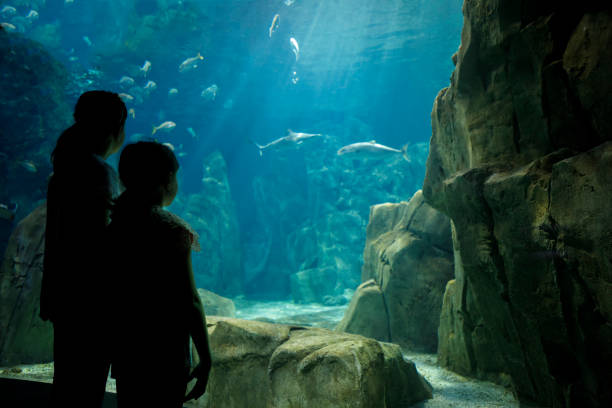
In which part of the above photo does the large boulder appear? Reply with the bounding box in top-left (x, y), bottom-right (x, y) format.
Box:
top-left (423, 3), bottom-right (612, 407)
top-left (197, 288), bottom-right (235, 318)
top-left (189, 317), bottom-right (432, 408)
top-left (173, 151), bottom-right (243, 296)
top-left (336, 190), bottom-right (453, 352)
top-left (0, 204), bottom-right (52, 365)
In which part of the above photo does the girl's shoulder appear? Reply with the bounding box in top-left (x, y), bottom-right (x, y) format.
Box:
top-left (150, 207), bottom-right (201, 252)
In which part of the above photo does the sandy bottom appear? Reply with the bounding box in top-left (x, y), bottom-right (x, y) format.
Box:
top-left (1, 300), bottom-right (519, 407)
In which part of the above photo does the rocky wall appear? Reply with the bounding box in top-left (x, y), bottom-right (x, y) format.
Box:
top-left (423, 2), bottom-right (612, 407)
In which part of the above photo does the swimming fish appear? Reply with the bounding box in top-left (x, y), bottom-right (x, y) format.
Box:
top-left (269, 14), bottom-right (279, 38)
top-left (0, 203), bottom-right (17, 221)
top-left (337, 141), bottom-right (410, 161)
top-left (119, 76), bottom-right (135, 88)
top-left (0, 22), bottom-right (16, 32)
top-left (201, 84), bottom-right (218, 101)
top-left (186, 127), bottom-right (197, 139)
top-left (152, 121), bottom-right (176, 135)
top-left (25, 10), bottom-right (39, 21)
top-left (168, 88), bottom-right (179, 96)
top-left (290, 37), bottom-right (299, 61)
top-left (144, 80), bottom-right (157, 92)
top-left (140, 60), bottom-right (152, 76)
top-left (20, 160), bottom-right (38, 173)
top-left (128, 108), bottom-right (136, 119)
top-left (251, 129), bottom-right (322, 156)
top-left (1, 6), bottom-right (17, 18)
top-left (83, 36), bottom-right (92, 47)
top-left (284, 0), bottom-right (295, 5)
top-left (178, 52), bottom-right (203, 73)
top-left (118, 93), bottom-right (134, 103)
top-left (162, 142), bottom-right (175, 151)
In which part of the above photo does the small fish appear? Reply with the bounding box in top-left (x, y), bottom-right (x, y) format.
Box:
top-left (290, 37), bottom-right (299, 61)
top-left (144, 80), bottom-right (157, 91)
top-left (1, 6), bottom-right (17, 18)
top-left (0, 203), bottom-right (17, 221)
top-left (152, 121), bottom-right (176, 135)
top-left (337, 141), bottom-right (410, 161)
top-left (178, 52), bottom-right (203, 73)
top-left (284, 0), bottom-right (295, 5)
top-left (82, 36), bottom-right (92, 47)
top-left (186, 127), bottom-right (197, 139)
top-left (162, 142), bottom-right (175, 151)
top-left (0, 22), bottom-right (16, 32)
top-left (20, 160), bottom-right (38, 173)
top-left (118, 93), bottom-right (134, 103)
top-left (25, 10), bottom-right (39, 21)
top-left (119, 76), bottom-right (135, 87)
top-left (251, 129), bottom-right (322, 156)
top-left (178, 152), bottom-right (187, 158)
top-left (140, 60), bottom-right (151, 76)
top-left (129, 133), bottom-right (144, 142)
top-left (201, 84), bottom-right (218, 101)
top-left (269, 14), bottom-right (279, 38)
top-left (168, 88), bottom-right (179, 96)
top-left (128, 108), bottom-right (136, 119)
top-left (68, 56), bottom-right (79, 62)
top-left (65, 0), bottom-right (75, 4)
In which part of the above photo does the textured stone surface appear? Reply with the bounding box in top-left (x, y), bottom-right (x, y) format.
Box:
top-left (0, 204), bottom-right (52, 365)
top-left (337, 190), bottom-right (453, 352)
top-left (197, 288), bottom-right (235, 318)
top-left (172, 151), bottom-right (243, 296)
top-left (423, 3), bottom-right (612, 406)
top-left (191, 316), bottom-right (432, 408)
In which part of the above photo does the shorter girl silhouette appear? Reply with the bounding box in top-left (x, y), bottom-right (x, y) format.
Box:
top-left (108, 141), bottom-right (212, 407)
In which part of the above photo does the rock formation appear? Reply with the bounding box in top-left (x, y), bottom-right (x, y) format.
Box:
top-left (0, 204), bottom-right (52, 365)
top-left (173, 151), bottom-right (243, 296)
top-left (197, 288), bottom-right (236, 318)
top-left (336, 190), bottom-right (453, 352)
top-left (423, 3), bottom-right (612, 407)
top-left (189, 316), bottom-right (432, 408)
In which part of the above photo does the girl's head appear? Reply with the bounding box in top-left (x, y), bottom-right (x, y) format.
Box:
top-left (52, 90), bottom-right (127, 169)
top-left (118, 141), bottom-right (179, 206)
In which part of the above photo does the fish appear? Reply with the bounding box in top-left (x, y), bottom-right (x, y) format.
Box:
top-left (0, 203), bottom-right (17, 221)
top-left (337, 141), bottom-right (410, 161)
top-left (284, 0), bottom-right (295, 5)
top-left (251, 129), bottom-right (322, 156)
top-left (178, 152), bottom-right (187, 158)
top-left (118, 93), bottom-right (134, 103)
top-left (144, 80), bottom-right (157, 92)
top-left (129, 133), bottom-right (145, 142)
top-left (82, 36), bottom-right (92, 47)
top-left (1, 6), bottom-right (17, 18)
top-left (186, 127), bottom-right (197, 139)
top-left (0, 22), bottom-right (16, 32)
top-left (140, 60), bottom-right (151, 76)
top-left (128, 108), bottom-right (136, 119)
top-left (119, 76), bottom-right (135, 87)
top-left (201, 84), bottom-right (218, 101)
top-left (168, 88), bottom-right (179, 96)
top-left (152, 121), bottom-right (176, 135)
top-left (269, 14), bottom-right (279, 38)
top-left (162, 142), bottom-right (175, 151)
top-left (290, 37), bottom-right (299, 61)
top-left (65, 0), bottom-right (75, 3)
top-left (25, 10), bottom-right (39, 21)
top-left (178, 52), bottom-right (203, 73)
top-left (20, 160), bottom-right (38, 173)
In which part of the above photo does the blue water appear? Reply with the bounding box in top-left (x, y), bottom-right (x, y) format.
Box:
top-left (1, 0), bottom-right (462, 299)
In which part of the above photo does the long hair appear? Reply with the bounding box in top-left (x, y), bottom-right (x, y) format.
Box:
top-left (52, 90), bottom-right (127, 172)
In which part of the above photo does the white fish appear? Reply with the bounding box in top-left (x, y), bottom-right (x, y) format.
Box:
top-left (186, 127), bottom-right (197, 139)
top-left (178, 52), bottom-right (203, 73)
top-left (269, 14), bottom-right (279, 38)
top-left (284, 0), bottom-right (295, 6)
top-left (152, 121), bottom-right (176, 135)
top-left (168, 88), bottom-right (179, 96)
top-left (25, 10), bottom-right (39, 21)
top-left (0, 22), bottom-right (16, 32)
top-left (251, 129), bottom-right (322, 156)
top-left (201, 84), bottom-right (218, 101)
top-left (119, 76), bottom-right (135, 88)
top-left (20, 160), bottom-right (38, 173)
top-left (129, 133), bottom-right (145, 142)
top-left (1, 6), bottom-right (17, 18)
top-left (337, 141), bottom-right (410, 161)
top-left (144, 80), bottom-right (157, 92)
top-left (162, 142), bottom-right (175, 151)
top-left (140, 60), bottom-right (151, 76)
top-left (118, 93), bottom-right (134, 103)
top-left (290, 37), bottom-right (299, 61)
top-left (0, 203), bottom-right (16, 221)
top-left (82, 36), bottom-right (92, 47)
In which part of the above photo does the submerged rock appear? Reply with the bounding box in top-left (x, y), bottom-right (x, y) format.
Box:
top-left (197, 288), bottom-right (235, 318)
top-left (423, 3), bottom-right (612, 406)
top-left (0, 204), bottom-right (52, 365)
top-left (189, 317), bottom-right (432, 408)
top-left (336, 190), bottom-right (453, 352)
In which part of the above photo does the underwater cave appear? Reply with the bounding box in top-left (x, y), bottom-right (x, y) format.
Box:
top-left (0, 0), bottom-right (611, 407)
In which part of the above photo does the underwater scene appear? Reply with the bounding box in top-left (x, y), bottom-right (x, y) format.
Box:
top-left (4, 1), bottom-right (611, 408)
